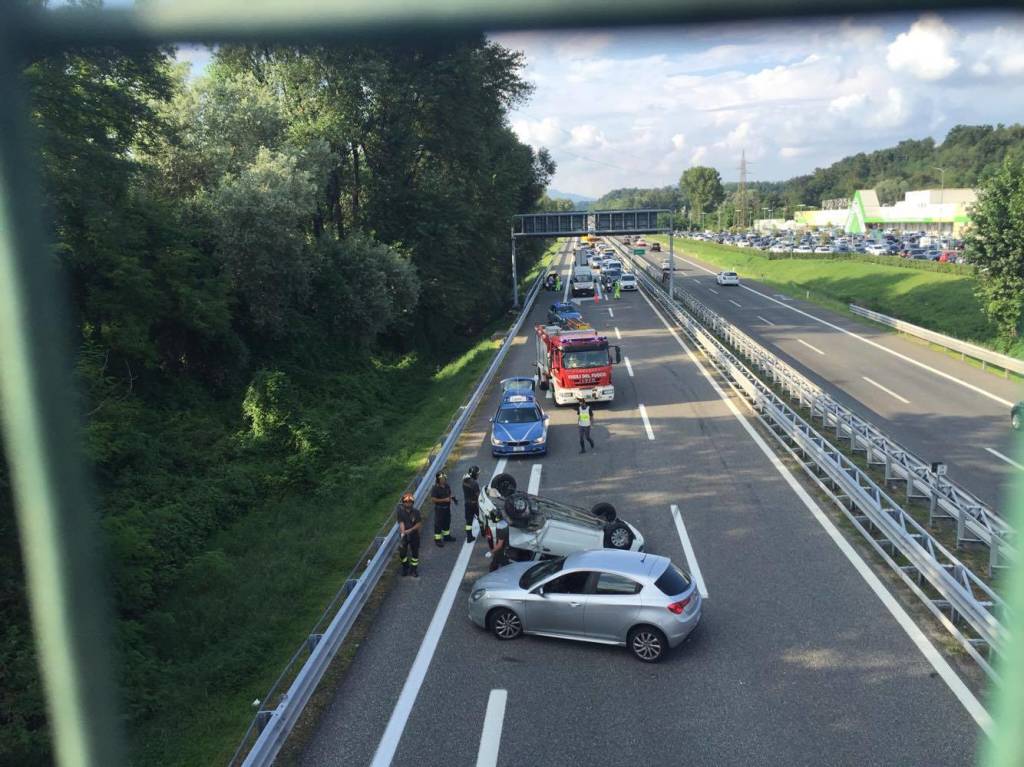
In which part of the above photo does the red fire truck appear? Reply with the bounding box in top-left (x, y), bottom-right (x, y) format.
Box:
top-left (535, 324), bottom-right (622, 405)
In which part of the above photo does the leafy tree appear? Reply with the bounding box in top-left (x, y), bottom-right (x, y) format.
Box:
top-left (964, 156), bottom-right (1024, 343)
top-left (680, 166), bottom-right (724, 224)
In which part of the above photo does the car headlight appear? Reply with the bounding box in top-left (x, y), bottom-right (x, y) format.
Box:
top-left (471, 589), bottom-right (487, 602)
top-left (490, 435), bottom-right (502, 446)
top-left (532, 432), bottom-right (546, 444)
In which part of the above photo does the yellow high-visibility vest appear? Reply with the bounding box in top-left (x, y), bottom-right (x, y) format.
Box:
top-left (578, 407), bottom-right (591, 426)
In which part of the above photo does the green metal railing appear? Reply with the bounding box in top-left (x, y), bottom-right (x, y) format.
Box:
top-left (0, 3), bottom-right (1021, 766)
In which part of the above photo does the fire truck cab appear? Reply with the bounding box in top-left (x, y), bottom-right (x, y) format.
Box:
top-left (535, 324), bottom-right (621, 405)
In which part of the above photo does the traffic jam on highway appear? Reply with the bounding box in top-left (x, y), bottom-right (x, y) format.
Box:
top-left (303, 234), bottom-right (991, 767)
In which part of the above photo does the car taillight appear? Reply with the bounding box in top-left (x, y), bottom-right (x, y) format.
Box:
top-left (667, 598), bottom-right (690, 615)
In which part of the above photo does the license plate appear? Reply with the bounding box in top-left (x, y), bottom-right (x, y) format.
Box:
top-left (513, 446), bottom-right (526, 452)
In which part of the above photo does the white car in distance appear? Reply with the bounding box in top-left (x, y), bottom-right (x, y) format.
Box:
top-left (716, 271), bottom-right (740, 286)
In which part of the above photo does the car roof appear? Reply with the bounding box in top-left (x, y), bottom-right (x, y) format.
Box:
top-left (499, 392), bottom-right (539, 408)
top-left (562, 548), bottom-right (666, 579)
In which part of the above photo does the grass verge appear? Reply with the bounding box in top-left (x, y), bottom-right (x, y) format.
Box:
top-left (648, 235), bottom-right (1024, 361)
top-left (128, 239), bottom-right (565, 766)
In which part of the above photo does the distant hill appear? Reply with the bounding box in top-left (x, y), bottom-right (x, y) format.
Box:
top-left (547, 189), bottom-right (596, 205)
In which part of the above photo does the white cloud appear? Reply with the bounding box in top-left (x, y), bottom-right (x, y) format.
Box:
top-left (886, 15), bottom-right (959, 80)
top-left (495, 14), bottom-right (1024, 196)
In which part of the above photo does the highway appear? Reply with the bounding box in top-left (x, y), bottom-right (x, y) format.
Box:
top-left (299, 242), bottom-right (986, 767)
top-left (633, 239), bottom-right (1021, 511)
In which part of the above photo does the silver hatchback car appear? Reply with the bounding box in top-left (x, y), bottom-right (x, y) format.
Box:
top-left (468, 549), bottom-right (701, 662)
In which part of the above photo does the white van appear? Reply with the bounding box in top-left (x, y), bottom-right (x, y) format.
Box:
top-left (570, 265), bottom-right (596, 297)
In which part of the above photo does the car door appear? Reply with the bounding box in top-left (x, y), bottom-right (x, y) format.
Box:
top-left (584, 572), bottom-right (643, 642)
top-left (524, 570), bottom-right (594, 637)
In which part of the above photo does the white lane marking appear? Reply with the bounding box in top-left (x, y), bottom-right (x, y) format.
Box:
top-left (797, 339), bottom-right (825, 356)
top-left (862, 376), bottom-right (910, 404)
top-left (708, 287), bottom-right (719, 295)
top-left (985, 447), bottom-right (1024, 471)
top-left (638, 403), bottom-right (655, 440)
top-left (624, 356), bottom-right (635, 377)
top-left (475, 690), bottom-right (508, 767)
top-left (637, 287), bottom-right (993, 735)
top-left (670, 504), bottom-right (708, 599)
top-left (674, 255), bottom-right (1013, 408)
top-left (729, 299), bottom-right (742, 308)
top-left (757, 315), bottom-right (775, 326)
top-left (528, 464), bottom-right (543, 495)
top-left (370, 458), bottom-right (507, 766)
top-left (545, 387), bottom-right (552, 399)
top-left (608, 307), bottom-right (614, 318)
top-left (614, 326), bottom-right (622, 340)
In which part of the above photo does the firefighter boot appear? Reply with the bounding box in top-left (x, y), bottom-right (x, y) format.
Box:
top-left (466, 532), bottom-right (476, 543)
top-left (411, 565), bottom-right (419, 578)
top-left (400, 562), bottom-right (409, 577)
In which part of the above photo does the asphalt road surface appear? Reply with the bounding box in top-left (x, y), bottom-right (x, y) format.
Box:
top-left (632, 240), bottom-right (1021, 512)
top-left (300, 242), bottom-right (987, 767)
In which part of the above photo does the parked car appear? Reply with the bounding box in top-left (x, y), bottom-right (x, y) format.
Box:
top-left (490, 380), bottom-right (548, 456)
top-left (1012, 401), bottom-right (1023, 430)
top-left (478, 472), bottom-right (645, 557)
top-left (619, 273), bottom-right (638, 291)
top-left (468, 549), bottom-right (700, 662)
top-left (716, 271), bottom-right (740, 286)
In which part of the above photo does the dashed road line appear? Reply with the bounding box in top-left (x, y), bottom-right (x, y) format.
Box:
top-left (624, 356), bottom-right (634, 377)
top-left (708, 287), bottom-right (719, 295)
top-left (862, 376), bottom-right (910, 404)
top-left (637, 285), bottom-right (992, 735)
top-left (670, 505), bottom-right (708, 599)
top-left (475, 690), bottom-right (508, 767)
top-left (729, 299), bottom-right (742, 308)
top-left (985, 447), bottom-right (1024, 471)
top-left (614, 326), bottom-right (622, 340)
top-left (608, 307), bottom-right (614, 318)
top-left (528, 464), bottom-right (543, 494)
top-left (638, 403), bottom-right (655, 440)
top-left (797, 338), bottom-right (825, 356)
top-left (757, 315), bottom-right (775, 326)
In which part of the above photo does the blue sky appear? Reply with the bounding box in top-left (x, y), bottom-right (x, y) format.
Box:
top-left (491, 12), bottom-right (1024, 196)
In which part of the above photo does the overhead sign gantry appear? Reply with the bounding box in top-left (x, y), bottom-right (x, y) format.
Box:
top-left (509, 208), bottom-right (675, 306)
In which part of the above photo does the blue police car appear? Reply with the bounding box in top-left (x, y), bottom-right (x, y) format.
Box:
top-left (547, 302), bottom-right (584, 327)
top-left (490, 378), bottom-right (549, 456)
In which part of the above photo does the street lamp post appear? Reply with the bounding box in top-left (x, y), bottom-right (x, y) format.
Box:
top-left (932, 166), bottom-right (946, 235)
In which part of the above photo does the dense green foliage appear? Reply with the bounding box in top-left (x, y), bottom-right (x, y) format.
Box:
top-left (595, 124), bottom-right (1024, 227)
top-left (0, 13), bottom-right (555, 764)
top-left (679, 166), bottom-right (725, 224)
top-left (965, 156), bottom-right (1024, 343)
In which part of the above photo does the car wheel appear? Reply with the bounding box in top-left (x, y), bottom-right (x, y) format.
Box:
top-left (590, 502), bottom-right (617, 522)
top-left (1013, 411), bottom-right (1021, 430)
top-left (604, 521), bottom-right (634, 550)
top-left (490, 608), bottom-right (523, 640)
top-left (491, 473), bottom-right (517, 497)
top-left (628, 626), bottom-right (666, 662)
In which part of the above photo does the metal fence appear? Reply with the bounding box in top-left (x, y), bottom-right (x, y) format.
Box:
top-left (229, 240), bottom-right (569, 767)
top-left (624, 256), bottom-right (1008, 680)
top-left (849, 304), bottom-right (1024, 377)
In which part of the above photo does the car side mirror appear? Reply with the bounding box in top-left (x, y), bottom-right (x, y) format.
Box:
top-left (534, 587), bottom-right (546, 597)
top-left (611, 345), bottom-right (622, 364)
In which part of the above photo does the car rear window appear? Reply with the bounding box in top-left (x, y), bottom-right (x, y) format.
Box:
top-left (654, 563), bottom-right (691, 596)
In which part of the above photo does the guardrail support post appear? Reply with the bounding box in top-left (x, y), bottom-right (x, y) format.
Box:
top-left (255, 710), bottom-right (274, 734)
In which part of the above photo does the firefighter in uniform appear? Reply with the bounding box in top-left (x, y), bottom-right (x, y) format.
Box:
top-left (395, 492), bottom-right (422, 577)
top-left (462, 465), bottom-right (481, 543)
top-left (613, 279), bottom-right (622, 300)
top-left (431, 471), bottom-right (457, 547)
top-left (577, 397), bottom-right (595, 453)
top-left (488, 507), bottom-right (510, 572)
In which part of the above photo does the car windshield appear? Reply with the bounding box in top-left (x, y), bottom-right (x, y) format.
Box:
top-left (496, 406), bottom-right (541, 424)
top-left (562, 349), bottom-right (609, 369)
top-left (519, 557), bottom-right (565, 589)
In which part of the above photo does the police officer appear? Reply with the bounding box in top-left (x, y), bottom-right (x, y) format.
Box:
top-left (577, 397), bottom-right (595, 453)
top-left (555, 273), bottom-right (561, 292)
top-left (395, 492), bottom-right (422, 577)
top-left (431, 471), bottom-right (457, 547)
top-left (462, 465), bottom-right (481, 543)
top-left (613, 279), bottom-right (622, 300)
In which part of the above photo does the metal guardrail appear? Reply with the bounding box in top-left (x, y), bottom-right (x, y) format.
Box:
top-left (229, 240), bottom-right (570, 767)
top-left (627, 260), bottom-right (1008, 679)
top-left (849, 304), bottom-right (1024, 377)
top-left (613, 241), bottom-right (1016, 577)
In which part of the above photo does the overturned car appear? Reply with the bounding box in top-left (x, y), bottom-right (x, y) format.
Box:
top-left (479, 473), bottom-right (644, 560)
